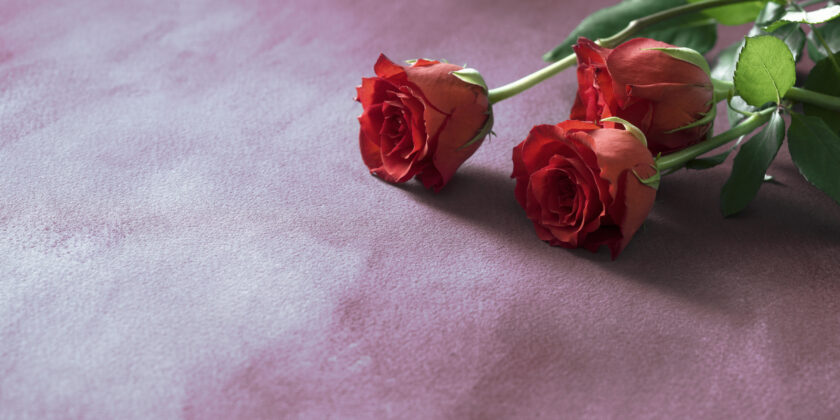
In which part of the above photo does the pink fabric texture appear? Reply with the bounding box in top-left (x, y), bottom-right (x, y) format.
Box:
top-left (2, 0), bottom-right (839, 418)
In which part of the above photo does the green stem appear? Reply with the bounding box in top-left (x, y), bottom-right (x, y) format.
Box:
top-left (712, 78), bottom-right (840, 112)
top-left (487, 55), bottom-right (576, 104)
top-left (784, 86), bottom-right (840, 110)
top-left (656, 108), bottom-right (775, 171)
top-left (487, 0), bottom-right (756, 104)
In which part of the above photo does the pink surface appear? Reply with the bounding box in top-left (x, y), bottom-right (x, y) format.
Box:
top-left (2, 0), bottom-right (840, 418)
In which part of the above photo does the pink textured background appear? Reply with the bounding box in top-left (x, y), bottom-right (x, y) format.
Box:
top-left (2, 0), bottom-right (840, 418)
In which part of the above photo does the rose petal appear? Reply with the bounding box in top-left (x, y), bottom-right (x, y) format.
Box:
top-left (374, 54), bottom-right (407, 81)
top-left (606, 38), bottom-right (711, 87)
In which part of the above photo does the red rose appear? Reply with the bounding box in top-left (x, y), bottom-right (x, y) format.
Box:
top-left (511, 120), bottom-right (658, 258)
top-left (571, 37), bottom-right (714, 155)
top-left (356, 54), bottom-right (492, 191)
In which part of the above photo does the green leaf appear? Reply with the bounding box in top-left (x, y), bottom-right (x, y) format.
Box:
top-left (806, 20), bottom-right (840, 62)
top-left (542, 0), bottom-right (717, 62)
top-left (803, 53), bottom-right (840, 134)
top-left (450, 68), bottom-right (488, 92)
top-left (733, 36), bottom-right (795, 106)
top-left (688, 0), bottom-right (765, 25)
top-left (768, 23), bottom-right (807, 62)
top-left (646, 46), bottom-right (711, 75)
top-left (747, 2), bottom-right (805, 61)
top-left (720, 111), bottom-right (785, 216)
top-left (788, 113), bottom-right (840, 204)
top-left (640, 16), bottom-right (717, 54)
top-left (750, 22), bottom-right (807, 61)
top-left (765, 4), bottom-right (840, 32)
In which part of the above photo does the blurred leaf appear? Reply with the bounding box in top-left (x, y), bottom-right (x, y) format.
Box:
top-left (788, 113), bottom-right (840, 204)
top-left (734, 36), bottom-right (795, 106)
top-left (542, 0), bottom-right (718, 62)
top-left (688, 0), bottom-right (765, 25)
top-left (765, 5), bottom-right (840, 32)
top-left (806, 20), bottom-right (840, 62)
top-left (754, 1), bottom-right (785, 26)
top-left (641, 17), bottom-right (717, 54)
top-left (803, 53), bottom-right (840, 134)
top-left (720, 111), bottom-right (785, 216)
top-left (712, 40), bottom-right (743, 81)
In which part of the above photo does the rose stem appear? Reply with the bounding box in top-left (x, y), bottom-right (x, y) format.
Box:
top-left (712, 79), bottom-right (840, 112)
top-left (655, 107), bottom-right (775, 171)
top-left (486, 0), bottom-right (758, 104)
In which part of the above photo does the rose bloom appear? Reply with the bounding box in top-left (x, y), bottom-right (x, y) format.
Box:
top-left (512, 120), bottom-right (657, 258)
top-left (571, 37), bottom-right (714, 155)
top-left (356, 54), bottom-right (491, 191)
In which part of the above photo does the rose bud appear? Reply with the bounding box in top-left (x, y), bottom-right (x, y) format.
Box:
top-left (511, 119), bottom-right (659, 259)
top-left (571, 37), bottom-right (714, 155)
top-left (356, 54), bottom-right (493, 191)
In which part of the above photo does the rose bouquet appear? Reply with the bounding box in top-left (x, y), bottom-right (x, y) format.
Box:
top-left (356, 0), bottom-right (840, 258)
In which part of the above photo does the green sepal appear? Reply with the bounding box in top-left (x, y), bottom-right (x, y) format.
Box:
top-left (458, 109), bottom-right (494, 150)
top-left (450, 68), bottom-right (488, 92)
top-left (600, 116), bottom-right (648, 147)
top-left (633, 165), bottom-right (661, 190)
top-left (664, 106), bottom-right (716, 134)
top-left (764, 4), bottom-right (840, 32)
top-left (645, 46), bottom-right (711, 75)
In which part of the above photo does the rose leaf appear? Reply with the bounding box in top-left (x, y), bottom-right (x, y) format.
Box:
top-left (733, 35), bottom-right (795, 106)
top-left (688, 0), bottom-right (765, 26)
top-left (720, 110), bottom-right (785, 216)
top-left (542, 0), bottom-right (716, 62)
top-left (803, 53), bottom-right (840, 134)
top-left (788, 113), bottom-right (840, 205)
top-left (764, 4), bottom-right (840, 32)
top-left (806, 20), bottom-right (840, 62)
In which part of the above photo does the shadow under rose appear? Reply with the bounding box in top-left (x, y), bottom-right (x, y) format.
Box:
top-left (392, 164), bottom-right (539, 249)
top-left (394, 157), bottom-right (840, 311)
